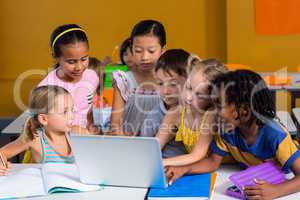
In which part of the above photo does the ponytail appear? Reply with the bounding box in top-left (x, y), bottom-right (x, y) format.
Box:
top-left (20, 116), bottom-right (41, 142)
top-left (186, 54), bottom-right (202, 75)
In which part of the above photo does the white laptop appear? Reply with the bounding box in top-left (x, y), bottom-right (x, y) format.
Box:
top-left (69, 135), bottom-right (168, 188)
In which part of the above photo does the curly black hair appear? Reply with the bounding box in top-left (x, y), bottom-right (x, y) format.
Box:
top-left (212, 70), bottom-right (276, 127)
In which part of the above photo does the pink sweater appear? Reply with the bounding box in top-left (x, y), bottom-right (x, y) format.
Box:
top-left (39, 68), bottom-right (99, 128)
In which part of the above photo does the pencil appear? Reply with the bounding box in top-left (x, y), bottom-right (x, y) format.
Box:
top-left (0, 152), bottom-right (7, 168)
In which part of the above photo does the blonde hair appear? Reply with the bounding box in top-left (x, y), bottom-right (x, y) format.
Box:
top-left (187, 55), bottom-right (228, 84)
top-left (186, 54), bottom-right (202, 74)
top-left (21, 85), bottom-right (70, 141)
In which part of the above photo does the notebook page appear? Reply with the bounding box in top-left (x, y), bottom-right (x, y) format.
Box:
top-left (0, 168), bottom-right (45, 199)
top-left (42, 163), bottom-right (102, 193)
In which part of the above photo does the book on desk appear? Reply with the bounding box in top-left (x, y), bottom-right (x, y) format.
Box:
top-left (0, 163), bottom-right (103, 199)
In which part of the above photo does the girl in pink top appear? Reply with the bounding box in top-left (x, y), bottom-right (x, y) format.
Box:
top-left (39, 24), bottom-right (99, 132)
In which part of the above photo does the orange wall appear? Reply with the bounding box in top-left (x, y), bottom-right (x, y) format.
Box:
top-left (227, 0), bottom-right (300, 71)
top-left (2, 0), bottom-right (300, 117)
top-left (0, 0), bottom-right (227, 116)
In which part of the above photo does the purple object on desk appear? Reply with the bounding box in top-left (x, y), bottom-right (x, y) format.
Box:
top-left (226, 162), bottom-right (286, 199)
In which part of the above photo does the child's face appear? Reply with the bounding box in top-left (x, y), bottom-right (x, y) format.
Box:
top-left (123, 47), bottom-right (135, 67)
top-left (217, 103), bottom-right (239, 132)
top-left (132, 35), bottom-right (164, 72)
top-left (56, 42), bottom-right (89, 82)
top-left (183, 71), bottom-right (211, 112)
top-left (155, 68), bottom-right (186, 107)
top-left (214, 90), bottom-right (239, 131)
top-left (45, 94), bottom-right (74, 134)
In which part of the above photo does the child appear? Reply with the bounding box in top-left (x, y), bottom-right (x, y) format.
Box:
top-left (38, 24), bottom-right (99, 134)
top-left (157, 57), bottom-right (228, 166)
top-left (88, 56), bottom-right (102, 73)
top-left (140, 49), bottom-right (190, 158)
top-left (88, 56), bottom-right (109, 108)
top-left (110, 20), bottom-right (166, 136)
top-left (166, 70), bottom-right (300, 199)
top-left (119, 37), bottom-right (135, 71)
top-left (85, 56), bottom-right (110, 134)
top-left (0, 85), bottom-right (75, 175)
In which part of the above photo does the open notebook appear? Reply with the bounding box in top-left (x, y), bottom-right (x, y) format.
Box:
top-left (0, 163), bottom-right (103, 199)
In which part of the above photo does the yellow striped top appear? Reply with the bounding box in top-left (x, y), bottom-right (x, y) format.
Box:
top-left (175, 107), bottom-right (208, 153)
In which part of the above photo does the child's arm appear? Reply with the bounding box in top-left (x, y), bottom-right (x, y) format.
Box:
top-left (163, 113), bottom-right (214, 166)
top-left (86, 107), bottom-right (102, 135)
top-left (244, 157), bottom-right (300, 199)
top-left (155, 108), bottom-right (180, 150)
top-left (163, 133), bottom-right (212, 166)
top-left (0, 135), bottom-right (33, 175)
top-left (165, 153), bottom-right (223, 184)
top-left (110, 85), bottom-right (126, 136)
top-left (0, 136), bottom-right (32, 160)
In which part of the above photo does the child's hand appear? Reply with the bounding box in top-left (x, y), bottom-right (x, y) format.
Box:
top-left (124, 131), bottom-right (134, 136)
top-left (0, 153), bottom-right (11, 176)
top-left (103, 130), bottom-right (116, 136)
top-left (164, 165), bottom-right (188, 185)
top-left (243, 179), bottom-right (278, 200)
top-left (87, 124), bottom-right (101, 135)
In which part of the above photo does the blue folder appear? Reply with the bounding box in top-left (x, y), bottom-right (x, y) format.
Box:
top-left (147, 173), bottom-right (211, 199)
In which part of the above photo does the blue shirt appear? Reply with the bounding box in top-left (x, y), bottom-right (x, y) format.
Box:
top-left (211, 121), bottom-right (300, 172)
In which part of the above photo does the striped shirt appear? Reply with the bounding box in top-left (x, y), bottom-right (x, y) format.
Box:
top-left (211, 121), bottom-right (300, 172)
top-left (39, 128), bottom-right (75, 164)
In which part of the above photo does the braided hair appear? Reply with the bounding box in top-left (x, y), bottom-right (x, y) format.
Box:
top-left (212, 70), bottom-right (276, 127)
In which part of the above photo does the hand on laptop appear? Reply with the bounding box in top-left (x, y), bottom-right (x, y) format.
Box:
top-left (103, 130), bottom-right (119, 136)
